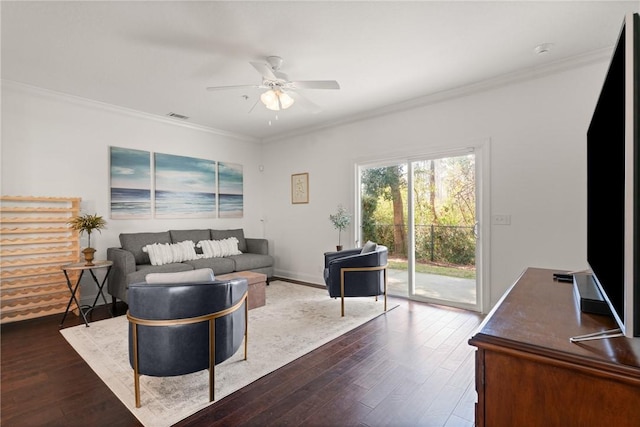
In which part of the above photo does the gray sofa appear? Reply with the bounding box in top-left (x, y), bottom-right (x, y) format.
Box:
top-left (107, 228), bottom-right (273, 307)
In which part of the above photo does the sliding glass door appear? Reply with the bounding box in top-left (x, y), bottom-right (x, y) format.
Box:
top-left (358, 149), bottom-right (480, 311)
top-left (360, 163), bottom-right (409, 297)
top-left (409, 154), bottom-right (477, 306)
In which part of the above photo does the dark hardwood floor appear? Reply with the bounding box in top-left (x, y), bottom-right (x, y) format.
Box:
top-left (1, 295), bottom-right (483, 427)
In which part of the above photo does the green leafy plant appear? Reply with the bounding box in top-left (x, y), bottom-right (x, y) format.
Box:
top-left (68, 213), bottom-right (107, 248)
top-left (329, 204), bottom-right (351, 247)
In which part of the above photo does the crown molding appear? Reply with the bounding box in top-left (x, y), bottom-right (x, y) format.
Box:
top-left (262, 47), bottom-right (613, 144)
top-left (1, 80), bottom-right (261, 144)
top-left (3, 45), bottom-right (614, 146)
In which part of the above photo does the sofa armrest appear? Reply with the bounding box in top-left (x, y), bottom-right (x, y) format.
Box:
top-left (245, 238), bottom-right (269, 255)
top-left (107, 247), bottom-right (136, 303)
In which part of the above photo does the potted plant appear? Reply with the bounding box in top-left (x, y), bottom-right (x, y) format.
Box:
top-left (329, 204), bottom-right (351, 251)
top-left (68, 213), bottom-right (107, 265)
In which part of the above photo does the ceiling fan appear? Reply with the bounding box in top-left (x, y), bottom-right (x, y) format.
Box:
top-left (206, 56), bottom-right (340, 112)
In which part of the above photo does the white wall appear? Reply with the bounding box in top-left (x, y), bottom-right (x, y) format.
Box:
top-left (1, 57), bottom-right (610, 311)
top-left (1, 82), bottom-right (265, 303)
top-left (262, 59), bottom-right (608, 309)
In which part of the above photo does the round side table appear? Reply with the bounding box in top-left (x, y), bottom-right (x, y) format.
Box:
top-left (60, 260), bottom-right (113, 327)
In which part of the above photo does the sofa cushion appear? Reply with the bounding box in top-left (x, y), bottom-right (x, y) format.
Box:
top-left (210, 229), bottom-right (247, 253)
top-left (120, 231), bottom-right (171, 265)
top-left (183, 257), bottom-right (236, 275)
top-left (128, 262), bottom-right (194, 285)
top-left (228, 253), bottom-right (275, 271)
top-left (145, 268), bottom-right (215, 284)
top-left (169, 229), bottom-right (211, 244)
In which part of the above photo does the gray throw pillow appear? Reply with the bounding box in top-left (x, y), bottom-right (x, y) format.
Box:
top-left (361, 240), bottom-right (377, 254)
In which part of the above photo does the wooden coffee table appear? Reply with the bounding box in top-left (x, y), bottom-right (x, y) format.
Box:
top-left (216, 271), bottom-right (267, 310)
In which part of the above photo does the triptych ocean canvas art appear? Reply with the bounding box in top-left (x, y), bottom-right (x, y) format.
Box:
top-left (110, 147), bottom-right (243, 219)
top-left (110, 147), bottom-right (152, 219)
top-left (154, 153), bottom-right (217, 218)
top-left (218, 162), bottom-right (243, 218)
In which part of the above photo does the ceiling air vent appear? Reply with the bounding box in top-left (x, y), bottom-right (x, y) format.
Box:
top-left (167, 112), bottom-right (189, 120)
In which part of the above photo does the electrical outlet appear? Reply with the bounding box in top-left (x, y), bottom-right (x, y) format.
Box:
top-left (492, 214), bottom-right (511, 225)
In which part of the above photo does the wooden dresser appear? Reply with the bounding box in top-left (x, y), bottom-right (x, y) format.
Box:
top-left (469, 267), bottom-right (640, 426)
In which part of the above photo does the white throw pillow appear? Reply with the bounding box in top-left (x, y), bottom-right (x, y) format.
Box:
top-left (219, 237), bottom-right (242, 256)
top-left (145, 268), bottom-right (215, 284)
top-left (197, 237), bottom-right (242, 258)
top-left (142, 240), bottom-right (198, 266)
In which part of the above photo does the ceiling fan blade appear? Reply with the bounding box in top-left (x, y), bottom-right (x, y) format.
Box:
top-left (287, 91), bottom-right (322, 114)
top-left (247, 98), bottom-right (261, 114)
top-left (289, 80), bottom-right (340, 90)
top-left (206, 84), bottom-right (262, 91)
top-left (250, 61), bottom-right (277, 80)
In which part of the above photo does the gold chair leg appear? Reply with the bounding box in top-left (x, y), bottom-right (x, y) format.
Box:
top-left (340, 270), bottom-right (345, 317)
top-left (134, 372), bottom-right (141, 408)
top-left (209, 319), bottom-right (215, 402)
top-left (383, 268), bottom-right (387, 312)
top-left (132, 324), bottom-right (141, 408)
top-left (244, 300), bottom-right (248, 360)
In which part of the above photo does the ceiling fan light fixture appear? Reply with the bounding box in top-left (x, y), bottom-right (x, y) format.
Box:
top-left (278, 91), bottom-right (295, 109)
top-left (260, 90), bottom-right (278, 110)
top-left (206, 56), bottom-right (338, 115)
top-left (260, 89), bottom-right (295, 111)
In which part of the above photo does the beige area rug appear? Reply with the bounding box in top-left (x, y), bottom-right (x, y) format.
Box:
top-left (60, 281), bottom-right (396, 427)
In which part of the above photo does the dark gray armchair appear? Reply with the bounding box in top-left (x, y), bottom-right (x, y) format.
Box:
top-left (323, 244), bottom-right (388, 316)
top-left (126, 274), bottom-right (248, 408)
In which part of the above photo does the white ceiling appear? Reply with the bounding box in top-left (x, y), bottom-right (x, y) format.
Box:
top-left (2, 1), bottom-right (638, 141)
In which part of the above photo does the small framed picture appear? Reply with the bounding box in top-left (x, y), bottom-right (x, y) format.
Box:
top-left (291, 173), bottom-right (309, 204)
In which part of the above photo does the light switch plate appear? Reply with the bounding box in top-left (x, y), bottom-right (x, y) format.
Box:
top-left (492, 214), bottom-right (511, 225)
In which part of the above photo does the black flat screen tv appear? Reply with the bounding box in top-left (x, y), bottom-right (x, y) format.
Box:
top-left (587, 12), bottom-right (639, 338)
